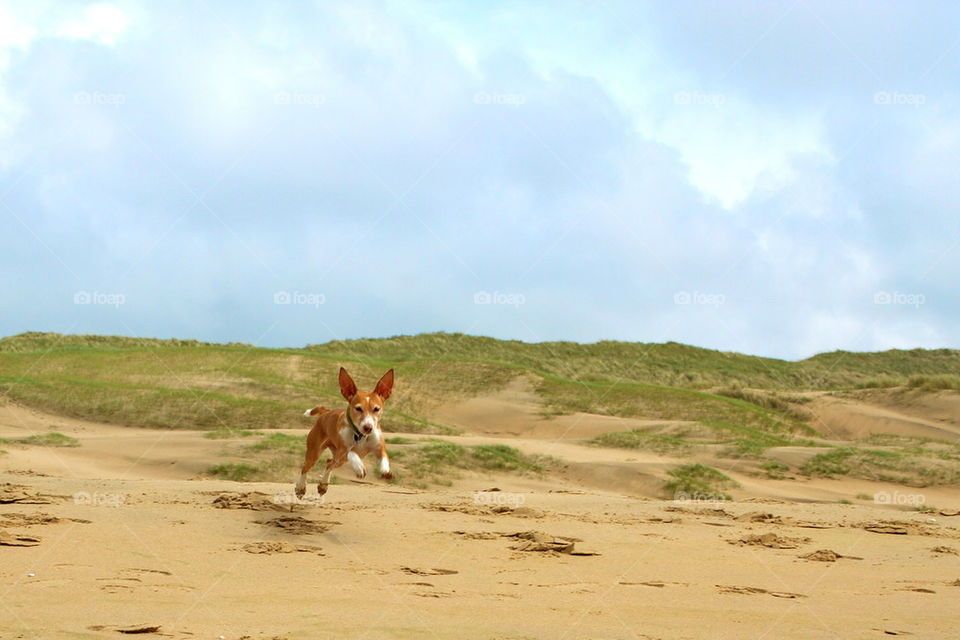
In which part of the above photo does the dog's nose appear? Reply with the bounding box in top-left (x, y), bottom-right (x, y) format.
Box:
top-left (363, 425), bottom-right (373, 434)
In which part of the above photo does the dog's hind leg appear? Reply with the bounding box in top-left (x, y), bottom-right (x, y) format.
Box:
top-left (318, 448), bottom-right (346, 495)
top-left (295, 439), bottom-right (323, 499)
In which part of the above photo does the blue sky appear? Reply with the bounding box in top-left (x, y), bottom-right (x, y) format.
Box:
top-left (1, 1), bottom-right (957, 359)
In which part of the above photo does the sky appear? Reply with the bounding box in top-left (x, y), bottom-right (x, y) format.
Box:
top-left (0, 1), bottom-right (957, 360)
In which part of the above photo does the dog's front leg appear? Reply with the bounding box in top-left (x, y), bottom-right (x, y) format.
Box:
top-left (347, 450), bottom-right (366, 479)
top-left (377, 438), bottom-right (392, 480)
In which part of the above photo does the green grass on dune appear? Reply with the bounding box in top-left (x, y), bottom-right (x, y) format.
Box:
top-left (800, 444), bottom-right (960, 486)
top-left (206, 433), bottom-right (551, 488)
top-left (0, 331), bottom-right (956, 439)
top-left (664, 463), bottom-right (739, 500)
top-left (0, 432), bottom-right (80, 448)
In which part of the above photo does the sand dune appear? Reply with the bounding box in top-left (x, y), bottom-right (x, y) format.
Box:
top-left (2, 396), bottom-right (959, 639)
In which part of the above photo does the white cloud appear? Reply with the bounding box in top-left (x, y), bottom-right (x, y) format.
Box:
top-left (57, 3), bottom-right (129, 46)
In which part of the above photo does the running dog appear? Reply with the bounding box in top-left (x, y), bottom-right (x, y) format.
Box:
top-left (295, 367), bottom-right (394, 498)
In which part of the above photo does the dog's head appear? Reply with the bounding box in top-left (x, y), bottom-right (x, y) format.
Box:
top-left (339, 367), bottom-right (394, 436)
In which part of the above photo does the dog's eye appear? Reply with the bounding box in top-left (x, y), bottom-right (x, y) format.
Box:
top-left (373, 406), bottom-right (380, 412)
top-left (354, 405), bottom-right (362, 412)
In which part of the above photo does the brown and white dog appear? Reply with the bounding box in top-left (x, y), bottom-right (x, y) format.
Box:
top-left (295, 367), bottom-right (394, 499)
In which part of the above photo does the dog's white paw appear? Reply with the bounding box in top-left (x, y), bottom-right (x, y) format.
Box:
top-left (348, 451), bottom-right (366, 478)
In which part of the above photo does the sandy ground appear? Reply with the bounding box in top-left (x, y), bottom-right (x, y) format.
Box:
top-left (2, 398), bottom-right (960, 639)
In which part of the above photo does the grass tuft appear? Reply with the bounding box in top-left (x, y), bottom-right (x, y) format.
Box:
top-left (0, 432), bottom-right (80, 447)
top-left (664, 463), bottom-right (738, 499)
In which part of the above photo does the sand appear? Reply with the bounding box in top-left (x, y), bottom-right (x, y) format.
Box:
top-left (2, 399), bottom-right (959, 639)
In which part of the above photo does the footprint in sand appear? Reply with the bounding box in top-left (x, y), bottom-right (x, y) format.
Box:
top-left (729, 533), bottom-right (810, 549)
top-left (618, 580), bottom-right (689, 588)
top-left (0, 483), bottom-right (56, 505)
top-left (0, 531), bottom-right (41, 546)
top-left (211, 492), bottom-right (289, 512)
top-left (717, 585), bottom-right (806, 599)
top-left (253, 515), bottom-right (338, 535)
top-left (800, 549), bottom-right (863, 562)
top-left (240, 541), bottom-right (323, 555)
top-left (400, 567), bottom-right (458, 576)
top-left (503, 531), bottom-right (601, 556)
top-left (97, 568), bottom-right (193, 594)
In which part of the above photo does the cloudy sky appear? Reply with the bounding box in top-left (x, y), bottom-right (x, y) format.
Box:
top-left (1, 1), bottom-right (957, 359)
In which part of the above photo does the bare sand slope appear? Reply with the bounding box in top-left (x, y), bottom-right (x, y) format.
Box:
top-left (431, 376), bottom-right (696, 440)
top-left (3, 401), bottom-right (960, 639)
top-left (809, 393), bottom-right (960, 442)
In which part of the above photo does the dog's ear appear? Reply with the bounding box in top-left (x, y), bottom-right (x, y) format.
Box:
top-left (339, 367), bottom-right (358, 400)
top-left (374, 369), bottom-right (394, 400)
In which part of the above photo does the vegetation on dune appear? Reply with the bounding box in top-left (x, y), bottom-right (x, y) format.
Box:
top-left (664, 463), bottom-right (739, 499)
top-left (0, 432), bottom-right (80, 448)
top-left (3, 331), bottom-right (959, 490)
top-left (590, 429), bottom-right (695, 456)
top-left (800, 444), bottom-right (960, 486)
top-left (204, 433), bottom-right (552, 488)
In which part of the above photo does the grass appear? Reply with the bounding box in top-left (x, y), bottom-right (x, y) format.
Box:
top-left (204, 427), bottom-right (262, 439)
top-left (202, 431), bottom-right (552, 488)
top-left (0, 432), bottom-right (80, 447)
top-left (3, 331), bottom-right (959, 490)
top-left (245, 432), bottom-right (303, 454)
top-left (715, 386), bottom-right (814, 421)
top-left (590, 430), bottom-right (695, 456)
top-left (207, 462), bottom-right (260, 482)
top-left (761, 460), bottom-right (790, 479)
top-left (664, 463), bottom-right (739, 499)
top-left (906, 374), bottom-right (960, 392)
top-left (396, 441), bottom-right (550, 487)
top-left (1, 332), bottom-right (956, 438)
top-left (800, 446), bottom-right (960, 486)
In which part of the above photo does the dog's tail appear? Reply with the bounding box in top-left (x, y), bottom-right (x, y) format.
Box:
top-left (303, 406), bottom-right (326, 418)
